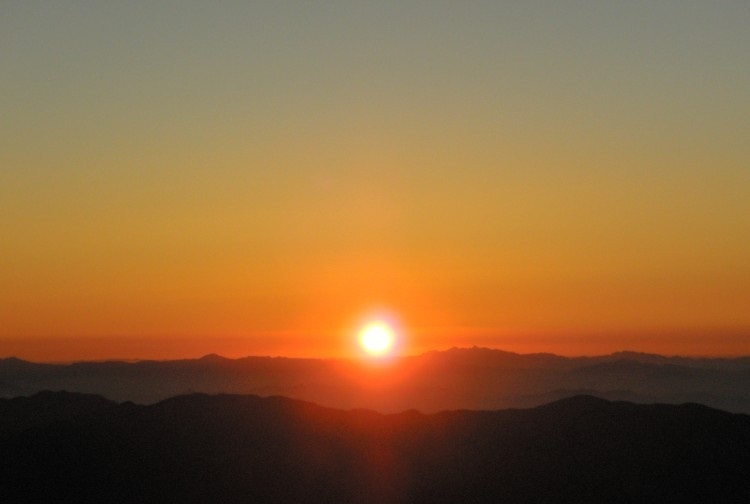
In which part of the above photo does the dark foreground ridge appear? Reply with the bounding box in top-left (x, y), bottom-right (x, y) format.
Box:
top-left (2, 392), bottom-right (750, 503)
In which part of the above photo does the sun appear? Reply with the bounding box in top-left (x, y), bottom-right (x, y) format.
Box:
top-left (358, 322), bottom-right (396, 357)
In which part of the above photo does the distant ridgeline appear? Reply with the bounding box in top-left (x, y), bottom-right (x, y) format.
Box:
top-left (1, 348), bottom-right (750, 413)
top-left (1, 391), bottom-right (749, 503)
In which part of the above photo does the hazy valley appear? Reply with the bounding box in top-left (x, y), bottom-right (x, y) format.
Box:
top-left (2, 347), bottom-right (749, 414)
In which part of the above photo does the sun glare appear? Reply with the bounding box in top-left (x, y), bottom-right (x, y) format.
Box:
top-left (358, 322), bottom-right (396, 357)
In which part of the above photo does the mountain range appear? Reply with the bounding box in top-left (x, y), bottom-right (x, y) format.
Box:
top-left (2, 347), bottom-right (749, 413)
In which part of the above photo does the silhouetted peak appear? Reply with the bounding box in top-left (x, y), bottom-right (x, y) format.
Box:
top-left (155, 392), bottom-right (321, 412)
top-left (0, 356), bottom-right (42, 370)
top-left (426, 347), bottom-right (520, 361)
top-left (1, 357), bottom-right (26, 363)
top-left (0, 391), bottom-right (117, 435)
top-left (27, 390), bottom-right (116, 407)
top-left (420, 347), bottom-right (572, 371)
top-left (198, 353), bottom-right (229, 363)
top-left (535, 394), bottom-right (613, 413)
top-left (608, 350), bottom-right (672, 363)
top-left (449, 346), bottom-right (519, 356)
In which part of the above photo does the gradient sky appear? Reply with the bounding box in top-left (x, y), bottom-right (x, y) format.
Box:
top-left (2, 1), bottom-right (749, 360)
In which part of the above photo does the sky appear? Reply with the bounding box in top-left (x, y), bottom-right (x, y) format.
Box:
top-left (2, 1), bottom-right (749, 361)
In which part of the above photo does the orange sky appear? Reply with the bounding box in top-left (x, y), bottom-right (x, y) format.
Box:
top-left (2, 3), bottom-right (749, 361)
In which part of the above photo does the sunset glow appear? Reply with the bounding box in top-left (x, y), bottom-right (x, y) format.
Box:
top-left (1, 3), bottom-right (749, 361)
top-left (3, 4), bottom-right (749, 502)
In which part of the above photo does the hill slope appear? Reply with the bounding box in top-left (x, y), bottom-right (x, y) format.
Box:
top-left (2, 392), bottom-right (749, 503)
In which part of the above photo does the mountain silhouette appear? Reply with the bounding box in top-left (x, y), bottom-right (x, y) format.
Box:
top-left (1, 391), bottom-right (749, 503)
top-left (2, 347), bottom-right (749, 413)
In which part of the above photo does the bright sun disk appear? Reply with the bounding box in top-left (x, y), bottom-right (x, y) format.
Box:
top-left (358, 322), bottom-right (396, 357)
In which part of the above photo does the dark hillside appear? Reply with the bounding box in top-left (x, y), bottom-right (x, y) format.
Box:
top-left (1, 392), bottom-right (749, 503)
